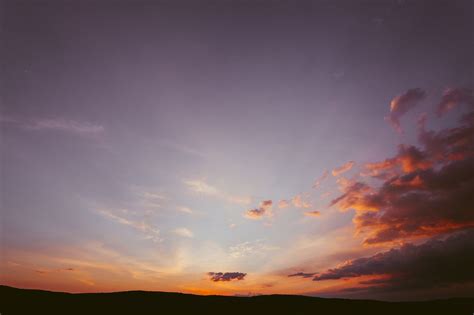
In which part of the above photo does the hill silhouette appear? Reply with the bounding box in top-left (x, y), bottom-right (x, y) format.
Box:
top-left (1, 285), bottom-right (473, 315)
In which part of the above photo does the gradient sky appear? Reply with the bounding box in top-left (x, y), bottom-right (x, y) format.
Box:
top-left (1, 0), bottom-right (473, 300)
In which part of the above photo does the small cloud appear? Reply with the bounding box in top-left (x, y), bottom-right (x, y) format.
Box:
top-left (207, 272), bottom-right (247, 282)
top-left (292, 195), bottom-right (311, 209)
top-left (141, 192), bottom-right (166, 200)
top-left (278, 199), bottom-right (290, 208)
top-left (245, 208), bottom-right (266, 219)
top-left (244, 200), bottom-right (272, 219)
top-left (385, 88), bottom-right (426, 133)
top-left (313, 170), bottom-right (329, 188)
top-left (288, 272), bottom-right (316, 279)
top-left (173, 227), bottom-right (194, 238)
top-left (332, 161), bottom-right (355, 176)
top-left (304, 210), bottom-right (321, 217)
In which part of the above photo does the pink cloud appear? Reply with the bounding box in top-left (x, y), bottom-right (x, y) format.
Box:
top-left (332, 161), bottom-right (355, 176)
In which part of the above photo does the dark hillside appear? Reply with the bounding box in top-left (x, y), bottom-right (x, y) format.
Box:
top-left (1, 285), bottom-right (473, 315)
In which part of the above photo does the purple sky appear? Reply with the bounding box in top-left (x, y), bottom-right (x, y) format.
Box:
top-left (1, 0), bottom-right (473, 299)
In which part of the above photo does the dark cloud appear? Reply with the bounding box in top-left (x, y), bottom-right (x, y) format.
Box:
top-left (437, 88), bottom-right (474, 116)
top-left (207, 272), bottom-right (247, 282)
top-left (310, 229), bottom-right (474, 293)
top-left (362, 144), bottom-right (432, 177)
top-left (386, 88), bottom-right (426, 133)
top-left (418, 111), bottom-right (474, 163)
top-left (288, 272), bottom-right (316, 279)
top-left (333, 96), bottom-right (474, 244)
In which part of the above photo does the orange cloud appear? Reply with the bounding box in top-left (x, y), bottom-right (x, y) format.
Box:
top-left (331, 94), bottom-right (474, 244)
top-left (313, 170), bottom-right (329, 188)
top-left (332, 161), bottom-right (355, 176)
top-left (278, 200), bottom-right (290, 208)
top-left (292, 195), bottom-right (311, 209)
top-left (244, 200), bottom-right (273, 220)
top-left (304, 211), bottom-right (321, 217)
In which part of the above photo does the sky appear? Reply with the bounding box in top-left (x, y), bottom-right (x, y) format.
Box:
top-left (1, 0), bottom-right (473, 301)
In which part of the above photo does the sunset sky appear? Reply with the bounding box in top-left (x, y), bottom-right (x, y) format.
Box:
top-left (1, 0), bottom-right (473, 301)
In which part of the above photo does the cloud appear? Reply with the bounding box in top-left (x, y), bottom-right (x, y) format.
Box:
top-left (184, 179), bottom-right (251, 205)
top-left (1, 116), bottom-right (105, 136)
top-left (304, 210), bottom-right (321, 217)
top-left (207, 272), bottom-right (247, 282)
top-left (288, 272), bottom-right (316, 279)
top-left (308, 229), bottom-right (474, 294)
top-left (278, 200), bottom-right (290, 208)
top-left (313, 170), bottom-right (329, 188)
top-left (244, 200), bottom-right (273, 219)
top-left (333, 158), bottom-right (474, 244)
top-left (27, 118), bottom-right (104, 134)
top-left (362, 158), bottom-right (399, 179)
top-left (331, 101), bottom-right (474, 244)
top-left (386, 88), bottom-right (426, 133)
top-left (292, 195), bottom-right (311, 209)
top-left (418, 112), bottom-right (474, 162)
top-left (173, 227), bottom-right (194, 238)
top-left (157, 139), bottom-right (207, 158)
top-left (96, 209), bottom-right (161, 243)
top-left (184, 179), bottom-right (219, 195)
top-left (361, 145), bottom-right (432, 178)
top-left (437, 88), bottom-right (474, 116)
top-left (34, 267), bottom-right (76, 275)
top-left (229, 240), bottom-right (279, 258)
top-left (176, 206), bottom-right (193, 214)
top-left (332, 161), bottom-right (355, 176)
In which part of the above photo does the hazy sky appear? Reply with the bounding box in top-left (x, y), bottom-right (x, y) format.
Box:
top-left (1, 0), bottom-right (473, 300)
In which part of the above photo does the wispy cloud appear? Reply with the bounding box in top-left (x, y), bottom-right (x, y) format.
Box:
top-left (157, 139), bottom-right (207, 158)
top-left (96, 209), bottom-right (161, 242)
top-left (184, 179), bottom-right (219, 195)
top-left (173, 227), bottom-right (194, 238)
top-left (229, 240), bottom-right (279, 258)
top-left (176, 206), bottom-right (193, 214)
top-left (184, 179), bottom-right (251, 205)
top-left (2, 115), bottom-right (105, 136)
top-left (27, 118), bottom-right (104, 134)
top-left (332, 161), bottom-right (355, 176)
top-left (313, 170), bottom-right (329, 188)
top-left (385, 88), bottom-right (426, 133)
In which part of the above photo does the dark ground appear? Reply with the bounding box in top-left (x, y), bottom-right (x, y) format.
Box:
top-left (1, 285), bottom-right (473, 315)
